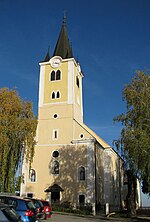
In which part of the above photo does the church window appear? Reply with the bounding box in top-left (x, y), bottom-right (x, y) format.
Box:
top-left (51, 71), bottom-right (55, 81)
top-left (114, 170), bottom-right (117, 189)
top-left (52, 92), bottom-right (55, 99)
top-left (56, 70), bottom-right (61, 80)
top-left (53, 113), bottom-right (58, 119)
top-left (51, 160), bottom-right (59, 174)
top-left (50, 70), bottom-right (61, 81)
top-left (80, 134), bottom-right (84, 139)
top-left (79, 194), bottom-right (85, 206)
top-left (51, 91), bottom-right (61, 99)
top-left (27, 193), bottom-right (33, 198)
top-left (29, 169), bottom-right (36, 182)
top-left (52, 150), bottom-right (59, 158)
top-left (76, 76), bottom-right (79, 88)
top-left (78, 166), bottom-right (85, 181)
top-left (54, 130), bottom-right (57, 139)
top-left (53, 129), bottom-right (58, 140)
top-left (56, 91), bottom-right (60, 98)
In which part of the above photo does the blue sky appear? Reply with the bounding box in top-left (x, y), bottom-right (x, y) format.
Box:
top-left (0, 0), bottom-right (150, 147)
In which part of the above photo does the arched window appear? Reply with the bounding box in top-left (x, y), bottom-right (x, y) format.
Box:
top-left (56, 91), bottom-right (60, 98)
top-left (51, 91), bottom-right (61, 99)
top-left (29, 169), bottom-right (36, 182)
top-left (51, 160), bottom-right (59, 174)
top-left (52, 92), bottom-right (55, 99)
top-left (51, 71), bottom-right (55, 81)
top-left (50, 70), bottom-right (61, 81)
top-left (78, 166), bottom-right (85, 181)
top-left (56, 70), bottom-right (61, 80)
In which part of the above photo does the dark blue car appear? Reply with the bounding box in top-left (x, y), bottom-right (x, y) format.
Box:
top-left (0, 195), bottom-right (38, 222)
top-left (0, 203), bottom-right (23, 222)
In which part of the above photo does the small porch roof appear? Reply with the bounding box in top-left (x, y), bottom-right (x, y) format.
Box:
top-left (45, 184), bottom-right (64, 192)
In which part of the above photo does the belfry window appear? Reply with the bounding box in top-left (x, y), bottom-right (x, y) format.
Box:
top-left (51, 91), bottom-right (61, 99)
top-left (56, 91), bottom-right (60, 98)
top-left (50, 70), bottom-right (61, 81)
top-left (56, 70), bottom-right (61, 80)
top-left (78, 166), bottom-right (85, 181)
top-left (76, 76), bottom-right (79, 88)
top-left (52, 92), bottom-right (55, 99)
top-left (51, 71), bottom-right (55, 81)
top-left (29, 169), bottom-right (36, 182)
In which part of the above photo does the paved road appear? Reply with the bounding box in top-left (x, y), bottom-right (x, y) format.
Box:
top-left (40, 213), bottom-right (150, 222)
top-left (45, 213), bottom-right (111, 222)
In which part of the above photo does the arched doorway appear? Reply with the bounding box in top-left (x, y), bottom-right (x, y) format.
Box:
top-left (51, 191), bottom-right (60, 203)
top-left (45, 184), bottom-right (64, 203)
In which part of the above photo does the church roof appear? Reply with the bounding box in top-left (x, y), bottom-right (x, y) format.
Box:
top-left (53, 15), bottom-right (73, 59)
top-left (82, 123), bottom-right (111, 148)
top-left (44, 47), bottom-right (50, 62)
top-left (73, 119), bottom-right (111, 149)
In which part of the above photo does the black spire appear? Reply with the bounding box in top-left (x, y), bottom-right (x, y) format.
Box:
top-left (53, 14), bottom-right (73, 59)
top-left (44, 46), bottom-right (50, 62)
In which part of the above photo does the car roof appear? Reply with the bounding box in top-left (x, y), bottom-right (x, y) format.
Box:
top-left (0, 195), bottom-right (33, 202)
top-left (0, 195), bottom-right (21, 198)
top-left (40, 200), bottom-right (49, 204)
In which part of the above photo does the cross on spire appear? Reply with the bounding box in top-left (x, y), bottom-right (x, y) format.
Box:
top-left (53, 14), bottom-right (73, 59)
top-left (63, 11), bottom-right (66, 26)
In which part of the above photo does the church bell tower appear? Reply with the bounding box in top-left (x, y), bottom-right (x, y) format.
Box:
top-left (37, 15), bottom-right (84, 145)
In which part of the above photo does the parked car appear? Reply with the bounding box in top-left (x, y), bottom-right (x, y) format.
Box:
top-left (0, 195), bottom-right (38, 222)
top-left (40, 200), bottom-right (52, 219)
top-left (25, 198), bottom-right (45, 220)
top-left (0, 203), bottom-right (23, 222)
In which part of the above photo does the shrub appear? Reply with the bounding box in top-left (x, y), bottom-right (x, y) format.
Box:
top-left (52, 202), bottom-right (92, 215)
top-left (77, 203), bottom-right (92, 215)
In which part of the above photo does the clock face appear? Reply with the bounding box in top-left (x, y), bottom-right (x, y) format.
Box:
top-left (50, 57), bottom-right (62, 68)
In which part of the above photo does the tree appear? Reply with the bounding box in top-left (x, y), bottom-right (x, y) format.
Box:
top-left (114, 71), bottom-right (150, 217)
top-left (0, 87), bottom-right (37, 193)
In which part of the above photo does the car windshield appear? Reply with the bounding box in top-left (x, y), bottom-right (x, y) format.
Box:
top-left (38, 201), bottom-right (44, 207)
top-left (33, 200), bottom-right (43, 208)
top-left (2, 207), bottom-right (20, 221)
top-left (26, 201), bottom-right (36, 210)
top-left (42, 201), bottom-right (50, 206)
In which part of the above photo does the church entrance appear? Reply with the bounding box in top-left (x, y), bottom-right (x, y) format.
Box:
top-left (45, 183), bottom-right (64, 204)
top-left (51, 191), bottom-right (60, 203)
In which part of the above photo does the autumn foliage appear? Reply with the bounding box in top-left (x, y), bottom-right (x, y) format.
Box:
top-left (0, 88), bottom-right (37, 192)
top-left (114, 71), bottom-right (150, 217)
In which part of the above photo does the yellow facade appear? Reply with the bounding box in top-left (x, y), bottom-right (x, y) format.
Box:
top-left (20, 21), bottom-right (124, 215)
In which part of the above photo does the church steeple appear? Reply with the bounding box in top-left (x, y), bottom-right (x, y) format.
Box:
top-left (53, 14), bottom-right (73, 59)
top-left (44, 46), bottom-right (50, 62)
top-left (39, 15), bottom-right (83, 123)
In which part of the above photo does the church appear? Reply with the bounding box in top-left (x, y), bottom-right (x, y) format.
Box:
top-left (20, 16), bottom-right (124, 215)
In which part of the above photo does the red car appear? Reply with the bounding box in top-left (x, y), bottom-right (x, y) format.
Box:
top-left (24, 198), bottom-right (45, 220)
top-left (40, 200), bottom-right (52, 219)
